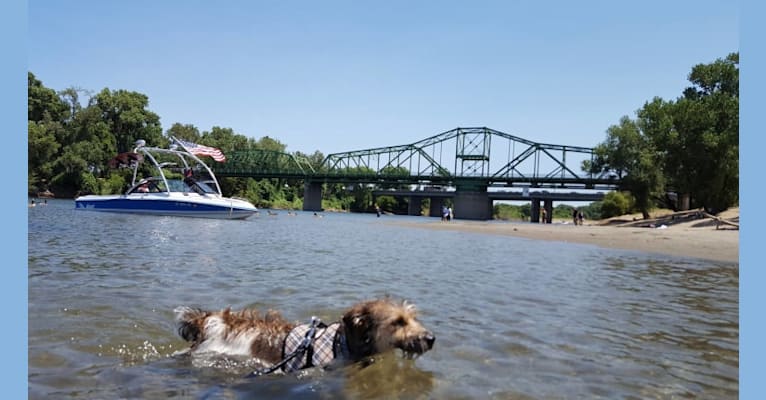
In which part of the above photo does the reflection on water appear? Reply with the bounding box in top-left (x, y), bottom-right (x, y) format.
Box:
top-left (29, 200), bottom-right (738, 399)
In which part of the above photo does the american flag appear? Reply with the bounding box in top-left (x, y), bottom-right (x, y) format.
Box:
top-left (176, 139), bottom-right (226, 162)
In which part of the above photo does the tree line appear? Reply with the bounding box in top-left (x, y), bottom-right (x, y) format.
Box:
top-left (28, 72), bottom-right (328, 209)
top-left (585, 52), bottom-right (739, 217)
top-left (28, 52), bottom-right (737, 218)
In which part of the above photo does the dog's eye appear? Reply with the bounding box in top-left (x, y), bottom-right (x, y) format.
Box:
top-left (392, 317), bottom-right (407, 327)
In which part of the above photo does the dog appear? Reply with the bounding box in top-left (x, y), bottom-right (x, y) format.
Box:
top-left (174, 298), bottom-right (435, 374)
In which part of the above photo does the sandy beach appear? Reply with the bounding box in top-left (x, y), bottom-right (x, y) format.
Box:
top-left (390, 209), bottom-right (740, 264)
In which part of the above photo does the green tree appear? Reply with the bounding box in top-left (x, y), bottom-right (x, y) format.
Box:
top-left (28, 121), bottom-right (61, 193)
top-left (587, 52), bottom-right (738, 216)
top-left (28, 74), bottom-right (79, 195)
top-left (166, 123), bottom-right (202, 142)
top-left (493, 203), bottom-right (522, 220)
top-left (28, 72), bottom-right (68, 123)
top-left (600, 191), bottom-right (633, 218)
top-left (91, 88), bottom-right (164, 152)
top-left (53, 101), bottom-right (118, 195)
top-left (636, 53), bottom-right (739, 213)
top-left (587, 116), bottom-right (663, 218)
top-left (253, 136), bottom-right (287, 153)
top-left (58, 87), bottom-right (90, 124)
top-left (202, 126), bottom-right (249, 153)
top-left (379, 166), bottom-right (410, 189)
top-left (674, 52), bottom-right (739, 212)
top-left (376, 195), bottom-right (398, 212)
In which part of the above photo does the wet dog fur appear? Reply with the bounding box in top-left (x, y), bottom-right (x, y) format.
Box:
top-left (174, 298), bottom-right (435, 369)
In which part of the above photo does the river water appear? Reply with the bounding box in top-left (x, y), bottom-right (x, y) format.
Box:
top-left (28, 199), bottom-right (738, 399)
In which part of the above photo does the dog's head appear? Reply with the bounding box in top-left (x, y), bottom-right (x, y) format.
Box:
top-left (341, 298), bottom-right (435, 360)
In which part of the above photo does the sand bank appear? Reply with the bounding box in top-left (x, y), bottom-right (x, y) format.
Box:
top-left (389, 211), bottom-right (739, 264)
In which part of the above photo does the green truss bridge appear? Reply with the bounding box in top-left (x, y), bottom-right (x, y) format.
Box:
top-left (213, 127), bottom-right (619, 220)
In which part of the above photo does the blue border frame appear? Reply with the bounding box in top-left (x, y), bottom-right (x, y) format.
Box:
top-left (3, 0), bottom-right (28, 398)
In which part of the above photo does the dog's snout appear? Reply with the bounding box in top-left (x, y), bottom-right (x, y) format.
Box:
top-left (423, 332), bottom-right (435, 349)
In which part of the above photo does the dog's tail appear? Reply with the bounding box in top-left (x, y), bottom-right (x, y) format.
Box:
top-left (174, 306), bottom-right (209, 343)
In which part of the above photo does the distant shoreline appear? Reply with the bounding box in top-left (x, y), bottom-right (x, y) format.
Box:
top-left (387, 216), bottom-right (739, 264)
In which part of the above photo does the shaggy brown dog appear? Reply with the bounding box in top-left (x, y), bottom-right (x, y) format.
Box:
top-left (174, 298), bottom-right (435, 373)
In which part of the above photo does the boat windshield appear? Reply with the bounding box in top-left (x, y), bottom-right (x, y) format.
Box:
top-left (126, 177), bottom-right (165, 194)
top-left (168, 179), bottom-right (218, 194)
top-left (126, 177), bottom-right (218, 195)
top-left (192, 180), bottom-right (219, 194)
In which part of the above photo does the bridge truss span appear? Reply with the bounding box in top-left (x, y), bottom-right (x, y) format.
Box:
top-left (320, 127), bottom-right (615, 189)
top-left (212, 126), bottom-right (620, 219)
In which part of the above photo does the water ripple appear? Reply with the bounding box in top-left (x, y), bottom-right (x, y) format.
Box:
top-left (29, 201), bottom-right (738, 399)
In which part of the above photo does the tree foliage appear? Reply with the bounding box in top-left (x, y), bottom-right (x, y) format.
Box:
top-left (586, 52), bottom-right (738, 216)
top-left (26, 72), bottom-right (352, 208)
top-left (599, 191), bottom-right (634, 219)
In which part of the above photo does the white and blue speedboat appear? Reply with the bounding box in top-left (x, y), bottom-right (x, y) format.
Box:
top-left (75, 137), bottom-right (258, 219)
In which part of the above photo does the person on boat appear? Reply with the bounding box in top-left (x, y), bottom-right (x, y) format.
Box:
top-left (183, 168), bottom-right (206, 195)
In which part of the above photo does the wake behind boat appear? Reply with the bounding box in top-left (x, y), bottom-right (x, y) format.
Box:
top-left (75, 137), bottom-right (258, 219)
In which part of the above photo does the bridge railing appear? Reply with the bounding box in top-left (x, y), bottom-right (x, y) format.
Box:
top-left (214, 149), bottom-right (315, 177)
top-left (318, 127), bottom-right (614, 184)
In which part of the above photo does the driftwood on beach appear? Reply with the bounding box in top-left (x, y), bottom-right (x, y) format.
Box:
top-left (702, 212), bottom-right (740, 230)
top-left (609, 209), bottom-right (739, 230)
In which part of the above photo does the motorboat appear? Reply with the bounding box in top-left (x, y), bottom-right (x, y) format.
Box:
top-left (74, 137), bottom-right (258, 219)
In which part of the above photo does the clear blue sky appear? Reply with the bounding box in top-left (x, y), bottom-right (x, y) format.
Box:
top-left (28, 0), bottom-right (738, 155)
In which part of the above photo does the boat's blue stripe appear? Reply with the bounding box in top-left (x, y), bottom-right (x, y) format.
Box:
top-left (74, 198), bottom-right (254, 214)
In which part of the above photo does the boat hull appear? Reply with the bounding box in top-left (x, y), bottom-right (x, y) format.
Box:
top-left (74, 193), bottom-right (258, 220)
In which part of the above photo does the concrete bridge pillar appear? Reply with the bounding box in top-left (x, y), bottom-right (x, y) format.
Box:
top-left (302, 182), bottom-right (323, 211)
top-left (408, 196), bottom-right (423, 216)
top-left (544, 199), bottom-right (553, 224)
top-left (531, 198), bottom-right (540, 223)
top-left (429, 198), bottom-right (445, 217)
top-left (454, 191), bottom-right (492, 220)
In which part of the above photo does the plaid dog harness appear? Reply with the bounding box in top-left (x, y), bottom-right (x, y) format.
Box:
top-left (281, 321), bottom-right (348, 373)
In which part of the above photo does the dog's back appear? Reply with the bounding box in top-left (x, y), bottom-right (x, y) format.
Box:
top-left (173, 305), bottom-right (295, 363)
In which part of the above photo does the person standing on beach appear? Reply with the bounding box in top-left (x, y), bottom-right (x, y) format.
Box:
top-left (541, 208), bottom-right (547, 224)
top-left (578, 210), bottom-right (584, 226)
top-left (573, 209), bottom-right (578, 226)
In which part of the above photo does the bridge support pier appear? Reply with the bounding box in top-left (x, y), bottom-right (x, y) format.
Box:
top-left (544, 199), bottom-right (553, 223)
top-left (530, 198), bottom-right (553, 223)
top-left (454, 191), bottom-right (492, 220)
top-left (408, 196), bottom-right (423, 216)
top-left (302, 182), bottom-right (323, 211)
top-left (429, 198), bottom-right (445, 217)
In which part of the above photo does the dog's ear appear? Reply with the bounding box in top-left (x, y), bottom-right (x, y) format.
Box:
top-left (343, 310), bottom-right (370, 330)
top-left (342, 308), bottom-right (378, 360)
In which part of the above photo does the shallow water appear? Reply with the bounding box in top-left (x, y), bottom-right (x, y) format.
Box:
top-left (28, 199), bottom-right (738, 399)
